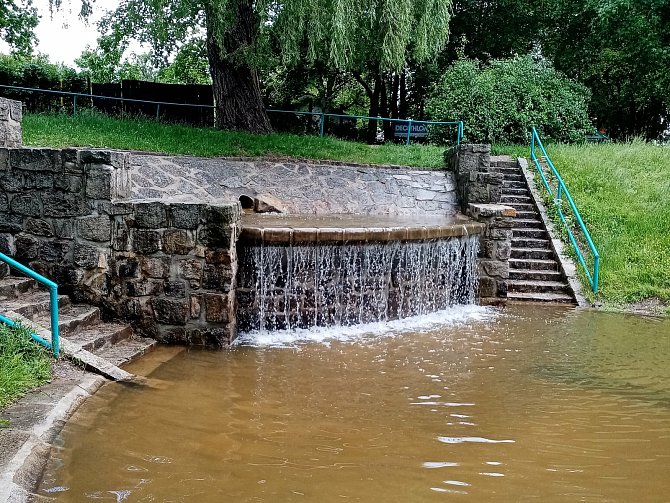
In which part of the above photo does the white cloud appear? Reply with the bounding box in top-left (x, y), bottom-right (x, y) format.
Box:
top-left (0, 0), bottom-right (120, 66)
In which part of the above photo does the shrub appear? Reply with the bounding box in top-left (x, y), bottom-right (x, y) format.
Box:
top-left (426, 55), bottom-right (592, 144)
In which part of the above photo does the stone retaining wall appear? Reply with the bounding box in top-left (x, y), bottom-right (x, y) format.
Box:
top-left (0, 97), bottom-right (22, 148)
top-left (446, 144), bottom-right (515, 303)
top-left (132, 155), bottom-right (459, 215)
top-left (0, 146), bottom-right (240, 345)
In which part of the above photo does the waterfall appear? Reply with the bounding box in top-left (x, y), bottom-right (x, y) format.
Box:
top-left (237, 236), bottom-right (479, 332)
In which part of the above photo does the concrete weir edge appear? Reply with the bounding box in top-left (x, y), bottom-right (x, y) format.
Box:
top-left (0, 374), bottom-right (107, 503)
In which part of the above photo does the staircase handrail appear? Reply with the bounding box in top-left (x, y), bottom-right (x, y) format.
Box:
top-left (0, 252), bottom-right (60, 357)
top-left (530, 127), bottom-right (600, 293)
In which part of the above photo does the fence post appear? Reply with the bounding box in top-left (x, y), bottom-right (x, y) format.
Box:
top-left (156, 103), bottom-right (161, 120)
top-left (320, 113), bottom-right (325, 137)
top-left (406, 119), bottom-right (412, 145)
top-left (73, 95), bottom-right (77, 116)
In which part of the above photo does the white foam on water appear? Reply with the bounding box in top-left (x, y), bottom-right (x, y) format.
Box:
top-left (234, 304), bottom-right (496, 348)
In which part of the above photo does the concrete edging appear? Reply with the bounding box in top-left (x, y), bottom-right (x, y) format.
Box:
top-left (518, 157), bottom-right (588, 307)
top-left (0, 373), bottom-right (107, 503)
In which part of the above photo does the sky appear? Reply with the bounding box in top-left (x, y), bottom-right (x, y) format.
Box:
top-left (0, 0), bottom-right (120, 66)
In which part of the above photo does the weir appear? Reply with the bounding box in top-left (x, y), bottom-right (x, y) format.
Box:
top-left (236, 215), bottom-right (485, 332)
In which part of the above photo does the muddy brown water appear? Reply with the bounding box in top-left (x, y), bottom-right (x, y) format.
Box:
top-left (39, 305), bottom-right (670, 502)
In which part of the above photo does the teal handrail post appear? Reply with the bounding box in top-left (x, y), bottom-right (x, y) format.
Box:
top-left (0, 252), bottom-right (60, 357)
top-left (319, 112), bottom-right (325, 137)
top-left (529, 127), bottom-right (600, 294)
top-left (406, 119), bottom-right (412, 145)
top-left (73, 95), bottom-right (77, 116)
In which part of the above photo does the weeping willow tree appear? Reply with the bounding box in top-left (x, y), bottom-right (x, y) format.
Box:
top-left (77, 0), bottom-right (453, 132)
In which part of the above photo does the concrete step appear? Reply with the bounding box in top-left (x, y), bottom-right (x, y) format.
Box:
top-left (513, 228), bottom-right (549, 239)
top-left (503, 173), bottom-right (524, 182)
top-left (501, 195), bottom-right (533, 204)
top-left (512, 237), bottom-right (551, 249)
top-left (509, 258), bottom-right (559, 271)
top-left (501, 188), bottom-right (530, 196)
top-left (511, 247), bottom-right (555, 260)
top-left (504, 203), bottom-right (535, 212)
top-left (507, 291), bottom-right (575, 304)
top-left (0, 276), bottom-right (36, 299)
top-left (95, 336), bottom-right (158, 368)
top-left (514, 210), bottom-right (541, 220)
top-left (490, 157), bottom-right (517, 169)
top-left (512, 218), bottom-right (545, 229)
top-left (0, 291), bottom-right (71, 319)
top-left (509, 269), bottom-right (563, 282)
top-left (30, 304), bottom-right (101, 337)
top-left (503, 180), bottom-right (527, 189)
top-left (65, 322), bottom-right (134, 352)
top-left (508, 279), bottom-right (570, 294)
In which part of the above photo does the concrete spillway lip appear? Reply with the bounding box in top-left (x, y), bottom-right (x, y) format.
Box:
top-left (239, 213), bottom-right (485, 244)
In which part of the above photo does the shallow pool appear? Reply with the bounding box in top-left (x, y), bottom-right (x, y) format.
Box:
top-left (39, 305), bottom-right (670, 502)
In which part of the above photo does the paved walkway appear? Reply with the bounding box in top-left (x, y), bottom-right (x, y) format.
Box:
top-left (131, 156), bottom-right (457, 215)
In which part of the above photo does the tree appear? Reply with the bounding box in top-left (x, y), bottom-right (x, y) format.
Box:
top-left (541, 0), bottom-right (670, 140)
top-left (0, 0), bottom-right (38, 55)
top-left (84, 0), bottom-right (452, 134)
top-left (426, 55), bottom-right (592, 144)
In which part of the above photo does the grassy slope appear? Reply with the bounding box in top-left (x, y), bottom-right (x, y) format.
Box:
top-left (499, 142), bottom-right (670, 310)
top-left (23, 112), bottom-right (446, 169)
top-left (0, 324), bottom-right (52, 410)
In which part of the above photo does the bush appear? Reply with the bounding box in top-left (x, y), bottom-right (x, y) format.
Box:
top-left (426, 55), bottom-right (592, 144)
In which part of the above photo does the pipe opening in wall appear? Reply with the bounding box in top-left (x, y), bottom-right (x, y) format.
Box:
top-left (239, 195), bottom-right (254, 210)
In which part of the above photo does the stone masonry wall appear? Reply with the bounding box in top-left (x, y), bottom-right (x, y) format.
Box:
top-left (0, 146), bottom-right (240, 345)
top-left (467, 204), bottom-right (515, 303)
top-left (108, 202), bottom-right (240, 345)
top-left (445, 144), bottom-right (514, 303)
top-left (0, 148), bottom-right (131, 300)
top-left (446, 144), bottom-right (502, 212)
top-left (0, 98), bottom-right (22, 148)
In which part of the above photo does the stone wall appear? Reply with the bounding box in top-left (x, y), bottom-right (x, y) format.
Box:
top-left (0, 146), bottom-right (240, 345)
top-left (108, 202), bottom-right (240, 345)
top-left (131, 155), bottom-right (459, 215)
top-left (0, 148), bottom-right (131, 299)
top-left (0, 98), bottom-right (22, 148)
top-left (446, 144), bottom-right (502, 212)
top-left (468, 204), bottom-right (515, 304)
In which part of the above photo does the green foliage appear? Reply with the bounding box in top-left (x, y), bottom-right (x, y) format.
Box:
top-left (542, 0), bottom-right (670, 140)
top-left (158, 39), bottom-right (210, 84)
top-left (426, 55), bottom-right (592, 144)
top-left (0, 323), bottom-right (52, 409)
top-left (0, 53), bottom-right (86, 89)
top-left (22, 110), bottom-right (446, 168)
top-left (0, 0), bottom-right (38, 55)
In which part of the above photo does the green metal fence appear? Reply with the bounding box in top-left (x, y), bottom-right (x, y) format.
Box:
top-left (0, 83), bottom-right (463, 146)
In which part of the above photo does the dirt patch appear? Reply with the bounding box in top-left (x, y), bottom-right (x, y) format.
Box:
top-left (621, 297), bottom-right (669, 317)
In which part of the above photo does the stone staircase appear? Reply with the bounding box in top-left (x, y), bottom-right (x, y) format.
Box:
top-left (0, 275), bottom-right (155, 369)
top-left (492, 156), bottom-right (576, 304)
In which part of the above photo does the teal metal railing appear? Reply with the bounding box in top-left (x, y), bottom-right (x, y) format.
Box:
top-left (530, 127), bottom-right (600, 293)
top-left (0, 84), bottom-right (463, 146)
top-left (0, 252), bottom-right (60, 357)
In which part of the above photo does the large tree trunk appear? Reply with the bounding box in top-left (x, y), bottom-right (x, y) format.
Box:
top-left (205, 0), bottom-right (271, 133)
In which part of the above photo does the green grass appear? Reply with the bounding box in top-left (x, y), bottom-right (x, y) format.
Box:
top-left (23, 112), bottom-right (447, 168)
top-left (0, 323), bottom-right (52, 410)
top-left (499, 141), bottom-right (670, 310)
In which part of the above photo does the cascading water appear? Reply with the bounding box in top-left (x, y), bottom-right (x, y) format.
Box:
top-left (237, 235), bottom-right (479, 332)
